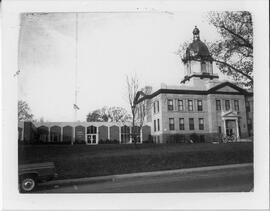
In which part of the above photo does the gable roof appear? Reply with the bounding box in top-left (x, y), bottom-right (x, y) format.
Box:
top-left (222, 110), bottom-right (240, 118)
top-left (134, 81), bottom-right (253, 105)
top-left (208, 82), bottom-right (249, 95)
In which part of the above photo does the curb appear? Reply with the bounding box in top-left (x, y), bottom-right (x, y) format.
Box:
top-left (40, 163), bottom-right (253, 187)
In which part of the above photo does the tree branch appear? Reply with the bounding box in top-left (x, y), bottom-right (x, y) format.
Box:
top-left (213, 58), bottom-right (253, 82)
top-left (220, 24), bottom-right (253, 49)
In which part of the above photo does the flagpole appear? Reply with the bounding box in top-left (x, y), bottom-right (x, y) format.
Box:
top-left (74, 12), bottom-right (78, 122)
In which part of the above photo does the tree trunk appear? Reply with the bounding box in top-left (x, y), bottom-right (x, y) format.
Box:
top-left (132, 109), bottom-right (136, 145)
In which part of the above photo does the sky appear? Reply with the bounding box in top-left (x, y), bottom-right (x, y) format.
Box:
top-left (18, 12), bottom-right (225, 122)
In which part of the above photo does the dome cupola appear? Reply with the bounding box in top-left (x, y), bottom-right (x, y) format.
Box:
top-left (181, 26), bottom-right (219, 85)
top-left (183, 26), bottom-right (213, 63)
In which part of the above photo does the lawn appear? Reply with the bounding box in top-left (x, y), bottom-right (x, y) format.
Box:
top-left (18, 142), bottom-right (253, 180)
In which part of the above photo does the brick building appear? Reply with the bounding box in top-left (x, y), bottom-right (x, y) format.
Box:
top-left (135, 27), bottom-right (253, 143)
top-left (18, 121), bottom-right (151, 144)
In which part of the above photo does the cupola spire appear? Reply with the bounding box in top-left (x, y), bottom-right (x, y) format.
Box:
top-left (193, 26), bottom-right (200, 41)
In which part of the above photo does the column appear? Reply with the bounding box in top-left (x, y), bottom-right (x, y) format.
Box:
top-left (235, 119), bottom-right (240, 141)
top-left (119, 126), bottom-right (121, 144)
top-left (48, 127), bottom-right (51, 142)
top-left (22, 126), bottom-right (24, 142)
top-left (85, 126), bottom-right (87, 144)
top-left (223, 119), bottom-right (226, 136)
top-left (108, 126), bottom-right (110, 140)
top-left (96, 126), bottom-right (99, 144)
top-left (72, 127), bottom-right (75, 145)
top-left (129, 126), bottom-right (132, 143)
top-left (60, 127), bottom-right (63, 142)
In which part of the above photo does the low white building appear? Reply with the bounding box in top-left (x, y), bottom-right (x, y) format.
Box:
top-left (18, 121), bottom-right (151, 145)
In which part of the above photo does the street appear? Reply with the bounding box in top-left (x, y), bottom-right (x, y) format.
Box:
top-left (35, 165), bottom-right (253, 193)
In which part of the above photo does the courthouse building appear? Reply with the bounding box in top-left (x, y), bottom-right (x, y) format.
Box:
top-left (135, 26), bottom-right (253, 143)
top-left (18, 27), bottom-right (253, 144)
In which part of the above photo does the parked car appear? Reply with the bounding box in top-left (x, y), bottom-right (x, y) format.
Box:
top-left (19, 162), bottom-right (58, 192)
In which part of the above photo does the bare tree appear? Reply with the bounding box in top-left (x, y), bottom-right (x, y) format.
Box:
top-left (126, 74), bottom-right (139, 144)
top-left (135, 87), bottom-right (152, 139)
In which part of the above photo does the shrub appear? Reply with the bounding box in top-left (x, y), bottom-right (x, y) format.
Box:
top-left (74, 140), bottom-right (85, 145)
top-left (143, 139), bottom-right (154, 144)
top-left (99, 139), bottom-right (119, 144)
top-left (190, 133), bottom-right (199, 143)
top-left (166, 134), bottom-right (186, 144)
top-left (143, 135), bottom-right (154, 144)
top-left (176, 134), bottom-right (186, 143)
top-left (112, 139), bottom-right (120, 144)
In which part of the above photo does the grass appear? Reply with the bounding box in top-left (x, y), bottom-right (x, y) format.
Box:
top-left (18, 142), bottom-right (253, 180)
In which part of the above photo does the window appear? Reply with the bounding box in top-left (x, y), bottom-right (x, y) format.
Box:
top-left (178, 100), bottom-right (183, 111)
top-left (246, 101), bottom-right (250, 112)
top-left (189, 118), bottom-right (194, 130)
top-left (216, 100), bottom-right (221, 111)
top-left (225, 100), bottom-right (230, 111)
top-left (179, 118), bottom-right (185, 130)
top-left (234, 100), bottom-right (239, 111)
top-left (199, 118), bottom-right (204, 130)
top-left (87, 126), bottom-right (97, 134)
top-left (200, 135), bottom-right (205, 143)
top-left (121, 126), bottom-right (130, 144)
top-left (154, 120), bottom-right (156, 132)
top-left (201, 61), bottom-right (206, 73)
top-left (197, 100), bottom-right (203, 111)
top-left (247, 119), bottom-right (252, 130)
top-left (168, 99), bottom-right (174, 111)
top-left (188, 100), bottom-right (193, 111)
top-left (157, 119), bottom-right (160, 131)
top-left (154, 101), bottom-right (159, 114)
top-left (169, 118), bottom-right (175, 130)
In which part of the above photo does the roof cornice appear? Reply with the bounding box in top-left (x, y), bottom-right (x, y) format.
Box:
top-left (135, 82), bottom-right (253, 104)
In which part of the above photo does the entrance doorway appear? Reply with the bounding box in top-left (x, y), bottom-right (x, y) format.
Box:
top-left (86, 126), bottom-right (97, 145)
top-left (225, 120), bottom-right (236, 136)
top-left (87, 134), bottom-right (97, 144)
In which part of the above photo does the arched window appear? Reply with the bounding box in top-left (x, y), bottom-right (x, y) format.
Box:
top-left (201, 61), bottom-right (207, 73)
top-left (37, 126), bottom-right (49, 142)
top-left (63, 126), bottom-right (73, 143)
top-left (50, 126), bottom-right (61, 142)
top-left (110, 125), bottom-right (120, 141)
top-left (75, 125), bottom-right (85, 143)
top-left (87, 126), bottom-right (97, 134)
top-left (121, 125), bottom-right (130, 144)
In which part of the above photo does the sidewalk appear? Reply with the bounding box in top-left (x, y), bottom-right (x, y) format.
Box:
top-left (40, 163), bottom-right (253, 188)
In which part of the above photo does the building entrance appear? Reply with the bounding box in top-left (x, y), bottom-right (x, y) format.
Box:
top-left (87, 134), bottom-right (97, 144)
top-left (86, 126), bottom-right (98, 145)
top-left (225, 120), bottom-right (236, 136)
